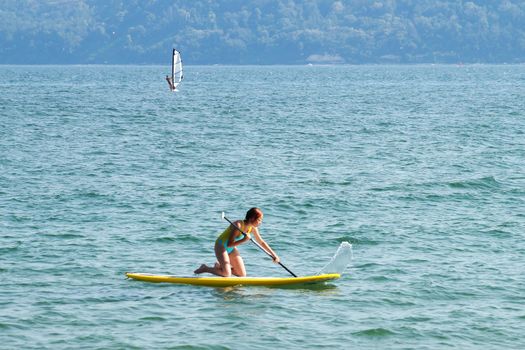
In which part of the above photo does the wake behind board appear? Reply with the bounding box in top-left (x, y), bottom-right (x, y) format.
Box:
top-left (125, 272), bottom-right (340, 287)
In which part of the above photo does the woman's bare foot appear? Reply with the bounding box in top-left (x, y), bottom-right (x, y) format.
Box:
top-left (194, 264), bottom-right (208, 274)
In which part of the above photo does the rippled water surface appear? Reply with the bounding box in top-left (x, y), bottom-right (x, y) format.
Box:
top-left (1, 64), bottom-right (524, 349)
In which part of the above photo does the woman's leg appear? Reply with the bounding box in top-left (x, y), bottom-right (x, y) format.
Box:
top-left (194, 241), bottom-right (233, 276)
top-left (214, 243), bottom-right (232, 277)
top-left (229, 249), bottom-right (246, 277)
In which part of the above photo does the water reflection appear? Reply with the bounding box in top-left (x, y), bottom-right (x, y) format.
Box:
top-left (210, 282), bottom-right (340, 301)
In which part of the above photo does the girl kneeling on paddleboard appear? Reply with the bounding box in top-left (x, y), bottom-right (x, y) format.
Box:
top-left (194, 208), bottom-right (280, 277)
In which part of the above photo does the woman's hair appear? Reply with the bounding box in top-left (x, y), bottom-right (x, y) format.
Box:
top-left (245, 207), bottom-right (263, 222)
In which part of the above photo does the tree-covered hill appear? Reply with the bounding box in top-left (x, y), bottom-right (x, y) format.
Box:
top-left (1, 0), bottom-right (524, 64)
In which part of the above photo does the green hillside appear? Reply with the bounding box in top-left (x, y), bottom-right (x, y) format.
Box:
top-left (1, 0), bottom-right (524, 64)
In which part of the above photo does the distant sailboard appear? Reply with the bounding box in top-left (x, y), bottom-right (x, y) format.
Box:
top-left (167, 49), bottom-right (183, 91)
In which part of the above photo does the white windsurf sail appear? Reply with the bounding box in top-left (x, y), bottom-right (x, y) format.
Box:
top-left (171, 49), bottom-right (183, 90)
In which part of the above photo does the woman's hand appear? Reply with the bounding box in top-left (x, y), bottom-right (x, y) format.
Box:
top-left (272, 255), bottom-right (280, 264)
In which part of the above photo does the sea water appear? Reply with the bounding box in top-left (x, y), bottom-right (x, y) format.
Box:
top-left (1, 64), bottom-right (524, 349)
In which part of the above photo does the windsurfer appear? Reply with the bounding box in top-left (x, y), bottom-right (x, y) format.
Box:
top-left (165, 75), bottom-right (175, 91)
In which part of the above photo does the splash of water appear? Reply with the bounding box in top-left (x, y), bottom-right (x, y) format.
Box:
top-left (317, 242), bottom-right (353, 275)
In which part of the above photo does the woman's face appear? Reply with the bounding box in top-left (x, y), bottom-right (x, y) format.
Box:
top-left (251, 215), bottom-right (263, 227)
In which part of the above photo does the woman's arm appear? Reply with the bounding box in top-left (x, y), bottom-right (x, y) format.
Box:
top-left (251, 228), bottom-right (280, 263)
top-left (227, 221), bottom-right (251, 248)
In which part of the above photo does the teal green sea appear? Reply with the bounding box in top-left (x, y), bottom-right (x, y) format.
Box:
top-left (1, 65), bottom-right (524, 349)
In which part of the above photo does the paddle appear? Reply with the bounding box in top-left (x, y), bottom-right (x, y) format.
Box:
top-left (222, 212), bottom-right (297, 277)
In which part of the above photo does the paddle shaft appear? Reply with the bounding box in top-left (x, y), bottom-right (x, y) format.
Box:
top-left (223, 215), bottom-right (297, 277)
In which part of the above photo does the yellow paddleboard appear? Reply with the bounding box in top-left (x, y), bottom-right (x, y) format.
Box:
top-left (125, 272), bottom-right (340, 287)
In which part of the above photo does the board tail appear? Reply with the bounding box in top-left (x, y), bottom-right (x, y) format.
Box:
top-left (317, 242), bottom-right (353, 275)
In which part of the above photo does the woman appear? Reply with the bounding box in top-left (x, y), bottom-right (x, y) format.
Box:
top-left (194, 208), bottom-right (280, 277)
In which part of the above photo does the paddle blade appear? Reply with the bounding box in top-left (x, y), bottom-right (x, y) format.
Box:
top-left (221, 211), bottom-right (225, 220)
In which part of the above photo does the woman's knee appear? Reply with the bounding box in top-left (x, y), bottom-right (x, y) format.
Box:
top-left (220, 262), bottom-right (232, 277)
top-left (232, 269), bottom-right (246, 277)
top-left (230, 258), bottom-right (246, 277)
